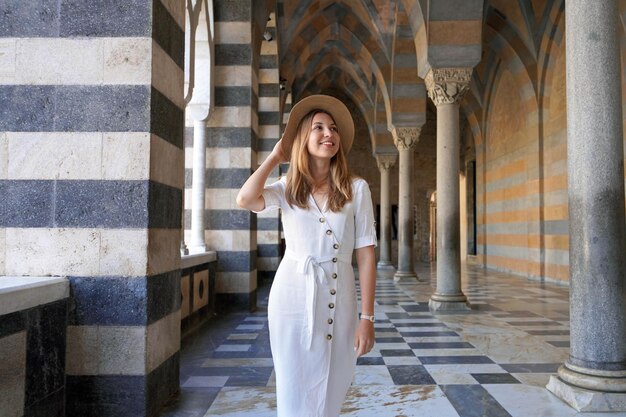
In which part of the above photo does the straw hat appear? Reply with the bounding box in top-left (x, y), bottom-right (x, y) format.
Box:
top-left (280, 94), bottom-right (355, 158)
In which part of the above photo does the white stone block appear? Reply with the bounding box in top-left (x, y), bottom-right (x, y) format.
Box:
top-left (259, 69), bottom-right (278, 84)
top-left (230, 147), bottom-right (252, 169)
top-left (0, 132), bottom-right (7, 180)
top-left (184, 147), bottom-right (193, 169)
top-left (232, 230), bottom-right (254, 251)
top-left (261, 41), bottom-right (277, 56)
top-left (205, 189), bottom-right (231, 210)
top-left (6, 228), bottom-right (100, 276)
top-left (0, 332), bottom-right (25, 417)
top-left (206, 148), bottom-right (231, 169)
top-left (258, 96), bottom-right (279, 112)
top-left (215, 66), bottom-right (252, 87)
top-left (100, 229), bottom-right (149, 276)
top-left (257, 230), bottom-right (280, 244)
top-left (66, 325), bottom-right (146, 375)
top-left (8, 132), bottom-right (102, 180)
top-left (0, 229), bottom-right (5, 276)
top-left (184, 188), bottom-right (192, 208)
top-left (230, 189), bottom-right (243, 209)
top-left (208, 107), bottom-right (252, 128)
top-left (102, 132), bottom-right (150, 180)
top-left (150, 134), bottom-right (184, 189)
top-left (205, 229), bottom-right (234, 250)
top-left (215, 22), bottom-right (251, 44)
top-left (17, 38), bottom-right (103, 84)
top-left (103, 37), bottom-right (151, 85)
top-left (148, 229), bottom-right (181, 275)
top-left (0, 39), bottom-right (16, 83)
top-left (146, 311), bottom-right (180, 373)
top-left (152, 40), bottom-right (185, 108)
top-left (259, 125), bottom-right (279, 140)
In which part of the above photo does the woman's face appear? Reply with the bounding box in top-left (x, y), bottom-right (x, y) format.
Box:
top-left (306, 112), bottom-right (340, 160)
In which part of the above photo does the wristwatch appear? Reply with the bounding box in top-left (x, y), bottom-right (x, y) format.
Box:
top-left (359, 313), bottom-right (375, 323)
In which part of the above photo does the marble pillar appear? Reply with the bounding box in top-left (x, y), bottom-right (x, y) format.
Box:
top-left (391, 127), bottom-right (420, 282)
top-left (189, 119), bottom-right (208, 254)
top-left (546, 0), bottom-right (626, 411)
top-left (376, 153), bottom-right (398, 271)
top-left (425, 68), bottom-right (470, 312)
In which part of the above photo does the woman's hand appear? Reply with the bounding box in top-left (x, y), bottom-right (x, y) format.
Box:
top-left (354, 319), bottom-right (375, 357)
top-left (270, 139), bottom-right (288, 164)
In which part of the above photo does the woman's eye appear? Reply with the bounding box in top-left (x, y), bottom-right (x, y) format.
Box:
top-left (331, 127), bottom-right (338, 132)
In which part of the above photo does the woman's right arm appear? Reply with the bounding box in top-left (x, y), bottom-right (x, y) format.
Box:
top-left (236, 140), bottom-right (286, 212)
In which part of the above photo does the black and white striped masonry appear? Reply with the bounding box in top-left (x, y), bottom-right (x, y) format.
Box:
top-left (0, 1), bottom-right (185, 416)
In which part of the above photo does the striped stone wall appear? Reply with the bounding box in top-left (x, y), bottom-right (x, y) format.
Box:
top-left (257, 12), bottom-right (282, 282)
top-left (0, 1), bottom-right (185, 415)
top-left (205, 0), bottom-right (259, 310)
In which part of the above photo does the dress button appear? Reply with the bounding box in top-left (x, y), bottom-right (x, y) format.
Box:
top-left (332, 273), bottom-right (337, 279)
top-left (332, 257), bottom-right (337, 263)
top-left (333, 243), bottom-right (339, 249)
top-left (319, 217), bottom-right (325, 223)
top-left (326, 229), bottom-right (332, 235)
top-left (330, 289), bottom-right (336, 295)
top-left (329, 302), bottom-right (335, 309)
top-left (328, 318), bottom-right (333, 324)
top-left (327, 334), bottom-right (333, 340)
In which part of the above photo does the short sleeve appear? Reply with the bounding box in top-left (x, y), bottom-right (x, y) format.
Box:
top-left (252, 178), bottom-right (285, 214)
top-left (353, 179), bottom-right (378, 249)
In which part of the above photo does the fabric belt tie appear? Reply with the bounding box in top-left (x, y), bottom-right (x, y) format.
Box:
top-left (284, 249), bottom-right (351, 350)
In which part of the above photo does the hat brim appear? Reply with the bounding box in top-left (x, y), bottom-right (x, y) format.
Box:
top-left (280, 95), bottom-right (355, 158)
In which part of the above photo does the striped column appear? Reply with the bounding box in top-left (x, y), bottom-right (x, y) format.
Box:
top-left (0, 1), bottom-right (185, 416)
top-left (257, 12), bottom-right (282, 282)
top-left (207, 0), bottom-right (258, 310)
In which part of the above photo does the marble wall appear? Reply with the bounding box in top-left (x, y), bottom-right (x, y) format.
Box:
top-left (0, 0), bottom-right (185, 415)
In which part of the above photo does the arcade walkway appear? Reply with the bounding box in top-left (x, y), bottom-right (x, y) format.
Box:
top-left (159, 265), bottom-right (626, 417)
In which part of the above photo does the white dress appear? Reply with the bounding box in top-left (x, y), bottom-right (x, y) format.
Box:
top-left (256, 177), bottom-right (377, 417)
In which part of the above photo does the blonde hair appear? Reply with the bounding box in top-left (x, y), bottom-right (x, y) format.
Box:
top-left (285, 110), bottom-right (353, 211)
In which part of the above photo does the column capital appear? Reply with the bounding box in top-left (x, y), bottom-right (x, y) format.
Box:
top-left (390, 127), bottom-right (421, 151)
top-left (375, 153), bottom-right (398, 171)
top-left (425, 67), bottom-right (472, 106)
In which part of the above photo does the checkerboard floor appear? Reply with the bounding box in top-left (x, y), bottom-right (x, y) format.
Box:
top-left (159, 263), bottom-right (626, 417)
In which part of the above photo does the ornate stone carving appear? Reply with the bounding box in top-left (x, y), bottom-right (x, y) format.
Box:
top-left (424, 68), bottom-right (472, 106)
top-left (390, 127), bottom-right (421, 151)
top-left (376, 153), bottom-right (398, 171)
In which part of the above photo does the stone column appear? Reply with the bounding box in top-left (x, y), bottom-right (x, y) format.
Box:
top-left (376, 153), bottom-right (398, 271)
top-left (189, 119), bottom-right (207, 253)
top-left (391, 127), bottom-right (420, 282)
top-left (546, 0), bottom-right (626, 411)
top-left (425, 68), bottom-right (470, 311)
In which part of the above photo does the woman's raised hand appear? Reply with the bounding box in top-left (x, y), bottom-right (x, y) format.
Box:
top-left (270, 139), bottom-right (289, 164)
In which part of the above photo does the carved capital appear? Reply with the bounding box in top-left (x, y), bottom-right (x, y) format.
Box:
top-left (390, 127), bottom-right (421, 151)
top-left (425, 68), bottom-right (472, 106)
top-left (376, 153), bottom-right (398, 171)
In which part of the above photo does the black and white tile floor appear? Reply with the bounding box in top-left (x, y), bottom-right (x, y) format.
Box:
top-left (159, 263), bottom-right (626, 417)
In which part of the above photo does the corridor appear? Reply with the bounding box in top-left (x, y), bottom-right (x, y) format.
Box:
top-left (160, 264), bottom-right (622, 417)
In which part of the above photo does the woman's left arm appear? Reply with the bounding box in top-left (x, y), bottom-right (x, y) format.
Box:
top-left (354, 245), bottom-right (376, 356)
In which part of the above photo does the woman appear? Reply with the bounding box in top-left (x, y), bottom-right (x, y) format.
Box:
top-left (236, 94), bottom-right (377, 417)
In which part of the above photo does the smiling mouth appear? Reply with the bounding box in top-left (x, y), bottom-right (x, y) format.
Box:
top-left (320, 141), bottom-right (335, 146)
